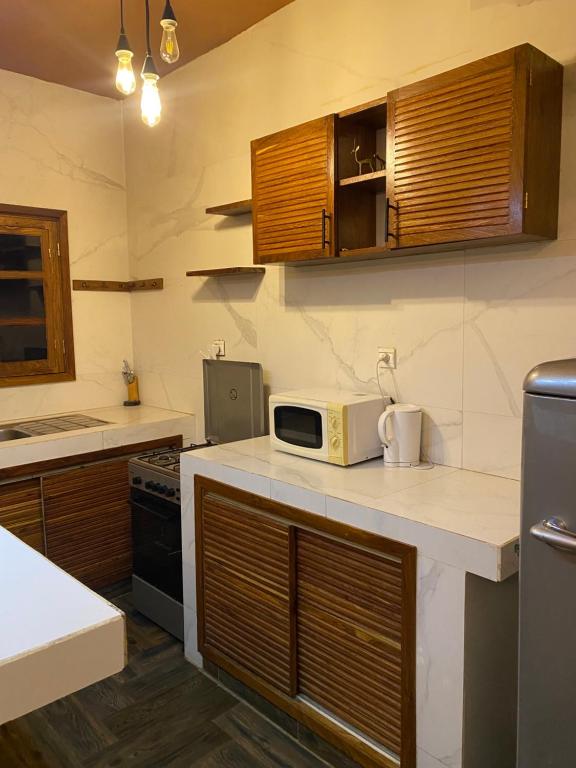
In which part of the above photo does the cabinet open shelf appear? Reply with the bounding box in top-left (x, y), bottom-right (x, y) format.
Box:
top-left (339, 245), bottom-right (392, 260)
top-left (72, 279), bottom-right (163, 292)
top-left (186, 267), bottom-right (265, 277)
top-left (339, 169), bottom-right (386, 192)
top-left (338, 96), bottom-right (387, 128)
top-left (205, 200), bottom-right (252, 216)
top-left (336, 96), bottom-right (388, 255)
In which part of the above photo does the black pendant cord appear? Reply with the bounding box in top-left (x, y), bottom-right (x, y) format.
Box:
top-left (145, 0), bottom-right (151, 54)
top-left (120, 0), bottom-right (126, 35)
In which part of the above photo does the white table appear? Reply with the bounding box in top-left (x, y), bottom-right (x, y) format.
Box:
top-left (0, 527), bottom-right (126, 724)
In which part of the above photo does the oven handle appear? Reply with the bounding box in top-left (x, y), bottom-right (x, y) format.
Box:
top-left (130, 498), bottom-right (174, 522)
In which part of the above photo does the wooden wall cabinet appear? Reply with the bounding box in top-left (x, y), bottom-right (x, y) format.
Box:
top-left (385, 44), bottom-right (563, 252)
top-left (196, 476), bottom-right (416, 768)
top-left (250, 44), bottom-right (563, 265)
top-left (251, 115), bottom-right (336, 263)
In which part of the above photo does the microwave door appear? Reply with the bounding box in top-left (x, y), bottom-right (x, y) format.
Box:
top-left (273, 405), bottom-right (324, 449)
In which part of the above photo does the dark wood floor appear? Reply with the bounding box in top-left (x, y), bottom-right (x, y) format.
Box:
top-left (0, 589), bottom-right (335, 768)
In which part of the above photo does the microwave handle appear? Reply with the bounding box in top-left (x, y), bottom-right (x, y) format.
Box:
top-left (378, 410), bottom-right (393, 448)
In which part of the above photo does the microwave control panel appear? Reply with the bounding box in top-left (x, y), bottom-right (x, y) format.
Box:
top-left (327, 403), bottom-right (347, 464)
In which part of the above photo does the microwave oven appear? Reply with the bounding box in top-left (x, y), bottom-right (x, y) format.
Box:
top-left (269, 388), bottom-right (387, 466)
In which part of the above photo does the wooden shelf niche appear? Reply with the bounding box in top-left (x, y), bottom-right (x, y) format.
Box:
top-left (337, 97), bottom-right (389, 257)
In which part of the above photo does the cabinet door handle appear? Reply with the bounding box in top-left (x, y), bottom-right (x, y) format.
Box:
top-left (530, 517), bottom-right (576, 553)
top-left (384, 198), bottom-right (398, 243)
top-left (322, 208), bottom-right (330, 249)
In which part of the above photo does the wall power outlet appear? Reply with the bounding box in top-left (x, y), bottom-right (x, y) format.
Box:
top-left (378, 347), bottom-right (396, 369)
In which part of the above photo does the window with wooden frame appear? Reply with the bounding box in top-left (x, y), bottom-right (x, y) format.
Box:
top-left (0, 204), bottom-right (75, 387)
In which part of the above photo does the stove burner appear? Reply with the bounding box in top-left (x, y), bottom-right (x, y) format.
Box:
top-left (149, 454), bottom-right (175, 465)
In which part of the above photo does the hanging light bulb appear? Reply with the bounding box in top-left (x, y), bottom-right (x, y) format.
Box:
top-left (116, 48), bottom-right (136, 95)
top-left (140, 1), bottom-right (161, 127)
top-left (115, 0), bottom-right (136, 95)
top-left (160, 0), bottom-right (180, 64)
top-left (141, 56), bottom-right (162, 127)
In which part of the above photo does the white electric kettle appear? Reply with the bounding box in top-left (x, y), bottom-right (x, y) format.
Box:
top-left (378, 404), bottom-right (422, 467)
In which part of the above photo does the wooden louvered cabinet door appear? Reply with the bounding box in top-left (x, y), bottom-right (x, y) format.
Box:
top-left (196, 486), bottom-right (295, 695)
top-left (195, 477), bottom-right (416, 768)
top-left (0, 479), bottom-right (44, 553)
top-left (386, 44), bottom-right (563, 250)
top-left (251, 115), bottom-right (336, 263)
top-left (297, 530), bottom-right (415, 767)
top-left (43, 459), bottom-right (132, 589)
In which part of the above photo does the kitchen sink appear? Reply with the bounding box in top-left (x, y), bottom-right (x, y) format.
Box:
top-left (0, 414), bottom-right (110, 440)
top-left (0, 428), bottom-right (32, 442)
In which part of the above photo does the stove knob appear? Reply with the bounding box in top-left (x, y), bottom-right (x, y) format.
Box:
top-left (166, 488), bottom-right (176, 497)
top-left (159, 485), bottom-right (168, 495)
top-left (145, 480), bottom-right (154, 490)
top-left (132, 476), bottom-right (142, 486)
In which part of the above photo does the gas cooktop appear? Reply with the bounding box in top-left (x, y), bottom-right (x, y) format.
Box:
top-left (131, 443), bottom-right (212, 478)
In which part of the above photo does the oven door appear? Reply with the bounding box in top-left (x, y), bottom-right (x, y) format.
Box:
top-left (271, 403), bottom-right (328, 458)
top-left (131, 489), bottom-right (183, 603)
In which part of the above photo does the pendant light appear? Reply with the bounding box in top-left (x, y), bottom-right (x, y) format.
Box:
top-left (115, 0), bottom-right (136, 95)
top-left (141, 0), bottom-right (162, 127)
top-left (160, 0), bottom-right (180, 64)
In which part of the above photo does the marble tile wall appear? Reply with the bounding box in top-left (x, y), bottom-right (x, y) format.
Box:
top-left (116, 0), bottom-right (576, 480)
top-left (0, 69), bottom-right (133, 421)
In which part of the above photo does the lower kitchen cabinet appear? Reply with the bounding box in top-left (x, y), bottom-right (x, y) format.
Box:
top-left (0, 435), bottom-right (182, 589)
top-left (0, 478), bottom-right (44, 553)
top-left (198, 489), bottom-right (296, 695)
top-left (195, 476), bottom-right (416, 768)
top-left (43, 460), bottom-right (132, 589)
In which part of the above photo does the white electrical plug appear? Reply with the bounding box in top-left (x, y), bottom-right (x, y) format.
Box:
top-left (378, 347), bottom-right (396, 369)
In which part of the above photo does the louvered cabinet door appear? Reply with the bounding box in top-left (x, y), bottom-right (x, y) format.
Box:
top-left (296, 530), bottom-right (416, 766)
top-left (0, 479), bottom-right (44, 553)
top-left (251, 115), bottom-right (336, 263)
top-left (43, 460), bottom-right (132, 589)
top-left (387, 48), bottom-right (524, 249)
top-left (196, 487), bottom-right (295, 694)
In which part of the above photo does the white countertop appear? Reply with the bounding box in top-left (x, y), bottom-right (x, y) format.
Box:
top-left (0, 405), bottom-right (195, 472)
top-left (0, 527), bottom-right (125, 723)
top-left (181, 437), bottom-right (520, 581)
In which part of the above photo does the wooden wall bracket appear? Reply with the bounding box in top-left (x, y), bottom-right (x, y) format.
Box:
top-left (73, 278), bottom-right (163, 292)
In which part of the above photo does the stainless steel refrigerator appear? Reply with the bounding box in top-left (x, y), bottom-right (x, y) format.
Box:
top-left (518, 358), bottom-right (576, 767)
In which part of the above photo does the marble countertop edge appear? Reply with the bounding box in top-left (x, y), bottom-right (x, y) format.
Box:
top-left (180, 438), bottom-right (521, 581)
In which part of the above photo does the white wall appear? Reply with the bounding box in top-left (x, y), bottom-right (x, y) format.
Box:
top-left (3, 0), bottom-right (571, 479)
top-left (0, 69), bottom-right (133, 422)
top-left (122, 0), bottom-right (576, 480)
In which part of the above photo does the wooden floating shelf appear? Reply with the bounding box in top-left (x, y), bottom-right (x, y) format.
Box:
top-left (205, 199), bottom-right (252, 216)
top-left (73, 279), bottom-right (163, 293)
top-left (186, 267), bottom-right (265, 277)
top-left (339, 169), bottom-right (387, 192)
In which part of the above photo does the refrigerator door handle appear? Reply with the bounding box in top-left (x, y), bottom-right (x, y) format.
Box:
top-left (530, 516), bottom-right (576, 552)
